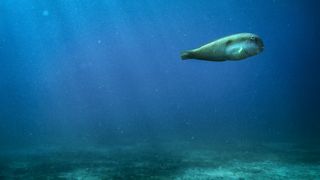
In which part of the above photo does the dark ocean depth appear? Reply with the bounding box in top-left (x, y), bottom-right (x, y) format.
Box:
top-left (0, 0), bottom-right (319, 179)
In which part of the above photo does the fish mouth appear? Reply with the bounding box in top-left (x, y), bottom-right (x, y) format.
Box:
top-left (257, 39), bottom-right (264, 51)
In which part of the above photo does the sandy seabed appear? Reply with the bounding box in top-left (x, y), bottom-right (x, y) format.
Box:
top-left (0, 142), bottom-right (319, 179)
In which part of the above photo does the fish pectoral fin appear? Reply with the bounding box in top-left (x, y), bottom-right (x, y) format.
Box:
top-left (229, 47), bottom-right (242, 56)
top-left (238, 47), bottom-right (243, 54)
top-left (233, 47), bottom-right (247, 56)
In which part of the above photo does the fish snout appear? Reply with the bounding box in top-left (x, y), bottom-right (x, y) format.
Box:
top-left (254, 37), bottom-right (264, 52)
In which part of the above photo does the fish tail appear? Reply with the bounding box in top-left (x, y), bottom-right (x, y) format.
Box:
top-left (180, 50), bottom-right (194, 60)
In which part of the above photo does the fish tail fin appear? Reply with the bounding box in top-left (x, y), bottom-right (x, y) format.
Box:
top-left (180, 50), bottom-right (195, 60)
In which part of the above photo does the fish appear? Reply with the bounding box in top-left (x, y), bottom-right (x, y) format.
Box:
top-left (181, 33), bottom-right (264, 61)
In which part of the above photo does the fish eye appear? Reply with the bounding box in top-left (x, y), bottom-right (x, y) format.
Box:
top-left (250, 36), bottom-right (255, 40)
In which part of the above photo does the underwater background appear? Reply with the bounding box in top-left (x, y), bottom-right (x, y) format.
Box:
top-left (0, 0), bottom-right (320, 179)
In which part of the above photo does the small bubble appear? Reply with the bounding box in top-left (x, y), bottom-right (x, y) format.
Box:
top-left (42, 10), bottom-right (49, 16)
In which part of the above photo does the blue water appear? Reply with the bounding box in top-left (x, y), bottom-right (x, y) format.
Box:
top-left (1, 1), bottom-right (319, 179)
